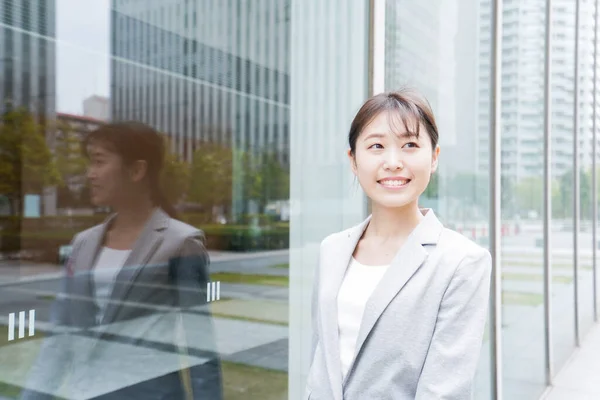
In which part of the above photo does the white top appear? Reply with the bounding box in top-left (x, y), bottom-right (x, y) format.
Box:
top-left (337, 257), bottom-right (389, 381)
top-left (93, 247), bottom-right (131, 322)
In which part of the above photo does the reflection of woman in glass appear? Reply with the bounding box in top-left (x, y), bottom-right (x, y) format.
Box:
top-left (306, 90), bottom-right (492, 400)
top-left (21, 122), bottom-right (222, 399)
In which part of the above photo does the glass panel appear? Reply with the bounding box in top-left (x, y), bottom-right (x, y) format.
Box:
top-left (550, 0), bottom-right (577, 373)
top-left (578, 0), bottom-right (597, 340)
top-left (384, 0), bottom-right (492, 398)
top-left (500, 0), bottom-right (547, 397)
top-left (0, 1), bottom-right (294, 399)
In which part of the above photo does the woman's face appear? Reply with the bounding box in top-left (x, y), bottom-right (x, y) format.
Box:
top-left (348, 111), bottom-right (440, 211)
top-left (86, 143), bottom-right (139, 207)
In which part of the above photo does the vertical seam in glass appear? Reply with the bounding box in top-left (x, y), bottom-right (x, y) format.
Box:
top-left (593, 0), bottom-right (599, 323)
top-left (366, 0), bottom-right (385, 217)
top-left (490, 0), bottom-right (503, 398)
top-left (574, 0), bottom-right (581, 348)
top-left (544, 0), bottom-right (554, 385)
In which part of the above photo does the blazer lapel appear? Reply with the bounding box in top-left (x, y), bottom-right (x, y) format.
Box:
top-left (320, 216), bottom-right (371, 400)
top-left (76, 215), bottom-right (113, 275)
top-left (345, 209), bottom-right (443, 385)
top-left (100, 208), bottom-right (169, 325)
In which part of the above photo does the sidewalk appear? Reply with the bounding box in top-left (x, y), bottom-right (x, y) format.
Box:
top-left (542, 322), bottom-right (600, 399)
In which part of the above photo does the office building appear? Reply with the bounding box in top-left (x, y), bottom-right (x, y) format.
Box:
top-left (110, 0), bottom-right (289, 164)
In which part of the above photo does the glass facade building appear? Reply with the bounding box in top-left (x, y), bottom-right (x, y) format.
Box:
top-left (0, 0), bottom-right (598, 399)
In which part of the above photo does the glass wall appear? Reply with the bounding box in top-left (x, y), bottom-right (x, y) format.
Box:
top-left (385, 0), bottom-right (492, 396)
top-left (550, 0), bottom-right (577, 377)
top-left (1, 0), bottom-right (599, 399)
top-left (383, 0), bottom-right (599, 399)
top-left (0, 0), bottom-right (371, 399)
top-left (0, 0), bottom-right (295, 398)
top-left (576, 0), bottom-right (597, 345)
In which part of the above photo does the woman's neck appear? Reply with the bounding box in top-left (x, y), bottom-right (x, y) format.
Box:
top-left (365, 203), bottom-right (424, 241)
top-left (111, 199), bottom-right (156, 233)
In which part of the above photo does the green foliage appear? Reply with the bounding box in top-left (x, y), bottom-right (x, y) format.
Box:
top-left (188, 141), bottom-right (234, 211)
top-left (0, 108), bottom-right (61, 214)
top-left (160, 137), bottom-right (190, 206)
top-left (188, 143), bottom-right (290, 219)
top-left (53, 119), bottom-right (87, 184)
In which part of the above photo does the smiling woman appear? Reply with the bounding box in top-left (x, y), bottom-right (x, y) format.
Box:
top-left (347, 90), bottom-right (440, 213)
top-left (305, 89), bottom-right (492, 400)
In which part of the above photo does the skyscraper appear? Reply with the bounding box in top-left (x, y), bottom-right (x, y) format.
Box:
top-left (1, 0), bottom-right (57, 215)
top-left (110, 0), bottom-right (290, 164)
top-left (477, 0), bottom-right (599, 181)
top-left (0, 0), bottom-right (56, 119)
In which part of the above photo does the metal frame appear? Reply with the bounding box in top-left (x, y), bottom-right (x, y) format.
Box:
top-left (594, 0), bottom-right (599, 323)
top-left (543, 0), bottom-right (554, 384)
top-left (489, 0), bottom-right (503, 398)
top-left (573, 0), bottom-right (581, 347)
top-left (368, 0), bottom-right (386, 97)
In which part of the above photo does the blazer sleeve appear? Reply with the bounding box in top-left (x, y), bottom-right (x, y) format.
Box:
top-left (169, 232), bottom-right (223, 400)
top-left (415, 247), bottom-right (492, 400)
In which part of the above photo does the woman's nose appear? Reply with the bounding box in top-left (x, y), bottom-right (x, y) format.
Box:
top-left (383, 151), bottom-right (403, 170)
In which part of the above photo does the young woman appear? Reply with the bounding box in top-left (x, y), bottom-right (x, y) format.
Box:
top-left (21, 122), bottom-right (222, 399)
top-left (306, 90), bottom-right (492, 400)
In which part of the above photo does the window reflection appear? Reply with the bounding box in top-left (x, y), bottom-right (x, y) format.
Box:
top-left (0, 1), bottom-right (291, 399)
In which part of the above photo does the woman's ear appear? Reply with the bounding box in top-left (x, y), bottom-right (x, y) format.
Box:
top-left (129, 160), bottom-right (148, 183)
top-left (347, 148), bottom-right (357, 175)
top-left (431, 146), bottom-right (440, 173)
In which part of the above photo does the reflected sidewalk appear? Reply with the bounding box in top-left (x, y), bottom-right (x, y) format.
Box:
top-left (542, 322), bottom-right (600, 399)
top-left (0, 249), bottom-right (290, 286)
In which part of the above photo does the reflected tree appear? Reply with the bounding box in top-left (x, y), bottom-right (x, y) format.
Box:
top-left (515, 176), bottom-right (543, 218)
top-left (0, 107), bottom-right (61, 215)
top-left (54, 120), bottom-right (88, 208)
top-left (160, 137), bottom-right (190, 207)
top-left (255, 151), bottom-right (289, 212)
top-left (189, 141), bottom-right (233, 220)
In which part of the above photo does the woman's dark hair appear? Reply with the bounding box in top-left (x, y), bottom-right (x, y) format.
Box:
top-left (348, 89), bottom-right (439, 156)
top-left (83, 121), bottom-right (177, 218)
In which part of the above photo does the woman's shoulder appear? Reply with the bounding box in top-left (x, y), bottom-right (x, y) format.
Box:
top-left (73, 223), bottom-right (103, 244)
top-left (321, 223), bottom-right (358, 244)
top-left (437, 227), bottom-right (491, 268)
top-left (165, 217), bottom-right (205, 242)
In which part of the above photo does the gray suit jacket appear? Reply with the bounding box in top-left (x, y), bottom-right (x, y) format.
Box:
top-left (21, 208), bottom-right (222, 399)
top-left (306, 209), bottom-right (492, 400)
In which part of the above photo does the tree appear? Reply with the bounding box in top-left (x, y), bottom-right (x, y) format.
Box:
top-left (0, 107), bottom-right (62, 214)
top-left (515, 176), bottom-right (543, 217)
top-left (188, 142), bottom-right (233, 219)
top-left (160, 137), bottom-right (190, 207)
top-left (255, 151), bottom-right (290, 211)
top-left (501, 175), bottom-right (516, 217)
top-left (53, 120), bottom-right (88, 208)
top-left (552, 169), bottom-right (592, 220)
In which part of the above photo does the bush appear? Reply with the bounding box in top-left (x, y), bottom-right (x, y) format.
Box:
top-left (0, 214), bottom-right (290, 260)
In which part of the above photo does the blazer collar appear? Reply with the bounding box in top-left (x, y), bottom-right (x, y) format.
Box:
top-left (319, 208), bottom-right (444, 397)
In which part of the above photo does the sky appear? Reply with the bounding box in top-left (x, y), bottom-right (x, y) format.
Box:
top-left (56, 0), bottom-right (111, 114)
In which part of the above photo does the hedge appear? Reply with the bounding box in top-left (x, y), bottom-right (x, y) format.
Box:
top-left (0, 215), bottom-right (290, 262)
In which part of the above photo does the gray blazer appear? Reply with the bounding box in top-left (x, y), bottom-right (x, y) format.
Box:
top-left (306, 209), bottom-right (492, 400)
top-left (21, 208), bottom-right (222, 400)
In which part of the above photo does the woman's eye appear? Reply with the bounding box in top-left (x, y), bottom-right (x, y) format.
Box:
top-left (369, 143), bottom-right (383, 149)
top-left (403, 142), bottom-right (418, 149)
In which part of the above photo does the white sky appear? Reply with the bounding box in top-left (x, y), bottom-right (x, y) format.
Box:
top-left (56, 0), bottom-right (111, 114)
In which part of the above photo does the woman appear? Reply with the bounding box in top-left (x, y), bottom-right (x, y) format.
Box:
top-left (21, 122), bottom-right (222, 399)
top-left (306, 90), bottom-right (492, 400)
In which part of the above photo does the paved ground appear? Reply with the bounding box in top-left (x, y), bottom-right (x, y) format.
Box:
top-left (542, 322), bottom-right (600, 400)
top-left (0, 237), bottom-right (598, 399)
